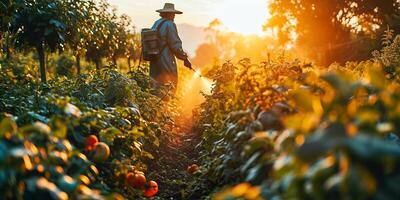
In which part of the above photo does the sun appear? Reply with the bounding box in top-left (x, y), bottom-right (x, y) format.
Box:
top-left (213, 0), bottom-right (269, 35)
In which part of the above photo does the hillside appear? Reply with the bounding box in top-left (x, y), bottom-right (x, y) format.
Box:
top-left (177, 23), bottom-right (207, 57)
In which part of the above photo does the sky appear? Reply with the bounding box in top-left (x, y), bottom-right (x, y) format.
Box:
top-left (107, 0), bottom-right (269, 35)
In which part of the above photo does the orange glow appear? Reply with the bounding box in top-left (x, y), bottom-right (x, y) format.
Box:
top-left (180, 70), bottom-right (213, 116)
top-left (295, 135), bottom-right (305, 146)
top-left (213, 0), bottom-right (269, 35)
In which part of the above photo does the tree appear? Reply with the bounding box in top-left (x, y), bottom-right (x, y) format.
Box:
top-left (191, 43), bottom-right (220, 68)
top-left (10, 0), bottom-right (67, 82)
top-left (85, 1), bottom-right (133, 70)
top-left (109, 14), bottom-right (131, 66)
top-left (204, 19), bottom-right (238, 60)
top-left (265, 0), bottom-right (400, 65)
top-left (0, 0), bottom-right (24, 59)
top-left (85, 0), bottom-right (113, 70)
top-left (126, 29), bottom-right (140, 69)
top-left (63, 0), bottom-right (97, 74)
top-left (196, 18), bottom-right (281, 65)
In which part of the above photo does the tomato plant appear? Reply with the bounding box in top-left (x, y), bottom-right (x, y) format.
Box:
top-left (195, 48), bottom-right (400, 200)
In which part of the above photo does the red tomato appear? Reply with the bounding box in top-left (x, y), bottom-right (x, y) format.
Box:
top-left (126, 172), bottom-right (147, 188)
top-left (85, 135), bottom-right (98, 151)
top-left (143, 181), bottom-right (158, 198)
top-left (187, 164), bottom-right (199, 174)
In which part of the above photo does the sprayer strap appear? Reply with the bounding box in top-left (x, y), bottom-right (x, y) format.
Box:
top-left (157, 19), bottom-right (169, 53)
top-left (157, 19), bottom-right (168, 34)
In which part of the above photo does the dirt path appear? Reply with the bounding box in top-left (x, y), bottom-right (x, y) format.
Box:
top-left (147, 116), bottom-right (214, 200)
top-left (148, 117), bottom-right (198, 199)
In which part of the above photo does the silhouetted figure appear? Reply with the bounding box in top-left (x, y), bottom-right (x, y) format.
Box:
top-left (150, 3), bottom-right (192, 91)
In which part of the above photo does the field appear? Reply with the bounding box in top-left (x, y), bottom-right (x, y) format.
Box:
top-left (1, 0), bottom-right (400, 200)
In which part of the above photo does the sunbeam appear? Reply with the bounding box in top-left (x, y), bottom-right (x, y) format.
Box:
top-left (180, 69), bottom-right (213, 115)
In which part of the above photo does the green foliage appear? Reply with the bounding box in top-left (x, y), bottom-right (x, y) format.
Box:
top-left (63, 0), bottom-right (96, 55)
top-left (266, 0), bottom-right (400, 64)
top-left (8, 0), bottom-right (73, 82)
top-left (3, 0), bottom-right (138, 80)
top-left (85, 0), bottom-right (135, 69)
top-left (10, 0), bottom-right (67, 51)
top-left (0, 0), bottom-right (24, 34)
top-left (382, 27), bottom-right (395, 47)
top-left (3, 1), bottom-right (400, 199)
top-left (195, 54), bottom-right (400, 200)
top-left (373, 33), bottom-right (400, 80)
top-left (55, 54), bottom-right (74, 76)
top-left (0, 59), bottom-right (177, 199)
top-left (0, 54), bottom-right (38, 83)
top-left (104, 70), bottom-right (137, 106)
top-left (0, 115), bottom-right (122, 199)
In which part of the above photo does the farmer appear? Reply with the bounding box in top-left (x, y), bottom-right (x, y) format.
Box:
top-left (150, 3), bottom-right (192, 91)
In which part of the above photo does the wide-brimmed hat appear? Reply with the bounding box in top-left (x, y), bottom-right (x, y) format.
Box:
top-left (156, 3), bottom-right (183, 14)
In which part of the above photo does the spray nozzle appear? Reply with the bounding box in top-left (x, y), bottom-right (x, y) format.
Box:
top-left (190, 67), bottom-right (202, 78)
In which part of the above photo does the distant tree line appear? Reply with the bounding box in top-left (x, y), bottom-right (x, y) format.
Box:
top-left (191, 19), bottom-right (282, 69)
top-left (0, 0), bottom-right (140, 82)
top-left (265, 0), bottom-right (400, 65)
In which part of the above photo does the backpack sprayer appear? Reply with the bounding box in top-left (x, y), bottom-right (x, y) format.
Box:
top-left (141, 21), bottom-right (202, 79)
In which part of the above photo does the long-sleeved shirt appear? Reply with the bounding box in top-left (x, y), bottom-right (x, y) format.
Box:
top-left (149, 18), bottom-right (187, 88)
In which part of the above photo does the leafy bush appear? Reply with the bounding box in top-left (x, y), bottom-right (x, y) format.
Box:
top-left (0, 54), bottom-right (38, 83)
top-left (0, 114), bottom-right (122, 200)
top-left (194, 56), bottom-right (400, 200)
top-left (104, 70), bottom-right (138, 107)
top-left (56, 54), bottom-right (75, 76)
top-left (0, 62), bottom-right (176, 199)
top-left (373, 32), bottom-right (400, 80)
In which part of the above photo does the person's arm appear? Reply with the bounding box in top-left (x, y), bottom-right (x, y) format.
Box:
top-left (166, 22), bottom-right (188, 61)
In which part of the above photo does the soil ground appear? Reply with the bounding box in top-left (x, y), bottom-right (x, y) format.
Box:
top-left (147, 116), bottom-right (216, 200)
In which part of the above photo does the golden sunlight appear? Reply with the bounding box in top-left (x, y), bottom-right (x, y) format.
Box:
top-left (180, 70), bottom-right (213, 115)
top-left (213, 0), bottom-right (269, 35)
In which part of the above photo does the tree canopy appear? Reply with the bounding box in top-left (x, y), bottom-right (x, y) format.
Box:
top-left (1, 0), bottom-right (137, 82)
top-left (266, 0), bottom-right (400, 64)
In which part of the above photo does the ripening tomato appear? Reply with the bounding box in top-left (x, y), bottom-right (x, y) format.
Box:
top-left (92, 142), bottom-right (110, 163)
top-left (143, 181), bottom-right (158, 198)
top-left (85, 135), bottom-right (98, 151)
top-left (187, 164), bottom-right (199, 174)
top-left (126, 172), bottom-right (147, 188)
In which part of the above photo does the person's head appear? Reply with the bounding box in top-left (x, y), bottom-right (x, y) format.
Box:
top-left (160, 12), bottom-right (175, 21)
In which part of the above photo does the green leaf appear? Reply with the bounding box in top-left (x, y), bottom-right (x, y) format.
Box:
top-left (0, 142), bottom-right (7, 163)
top-left (297, 123), bottom-right (347, 161)
top-left (367, 67), bottom-right (386, 89)
top-left (128, 126), bottom-right (144, 139)
top-left (141, 151), bottom-right (154, 159)
top-left (49, 117), bottom-right (67, 138)
top-left (44, 28), bottom-right (53, 36)
top-left (57, 175), bottom-right (78, 194)
top-left (241, 152), bottom-right (261, 174)
top-left (291, 89), bottom-right (315, 112)
top-left (0, 116), bottom-right (17, 138)
top-left (99, 127), bottom-right (122, 145)
top-left (133, 141), bottom-right (142, 151)
top-left (27, 111), bottom-right (49, 123)
top-left (346, 134), bottom-right (400, 159)
top-left (49, 19), bottom-right (64, 29)
top-left (245, 165), bottom-right (263, 183)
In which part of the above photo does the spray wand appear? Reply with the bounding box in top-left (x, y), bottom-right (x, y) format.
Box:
top-left (185, 58), bottom-right (203, 78)
top-left (188, 66), bottom-right (203, 78)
